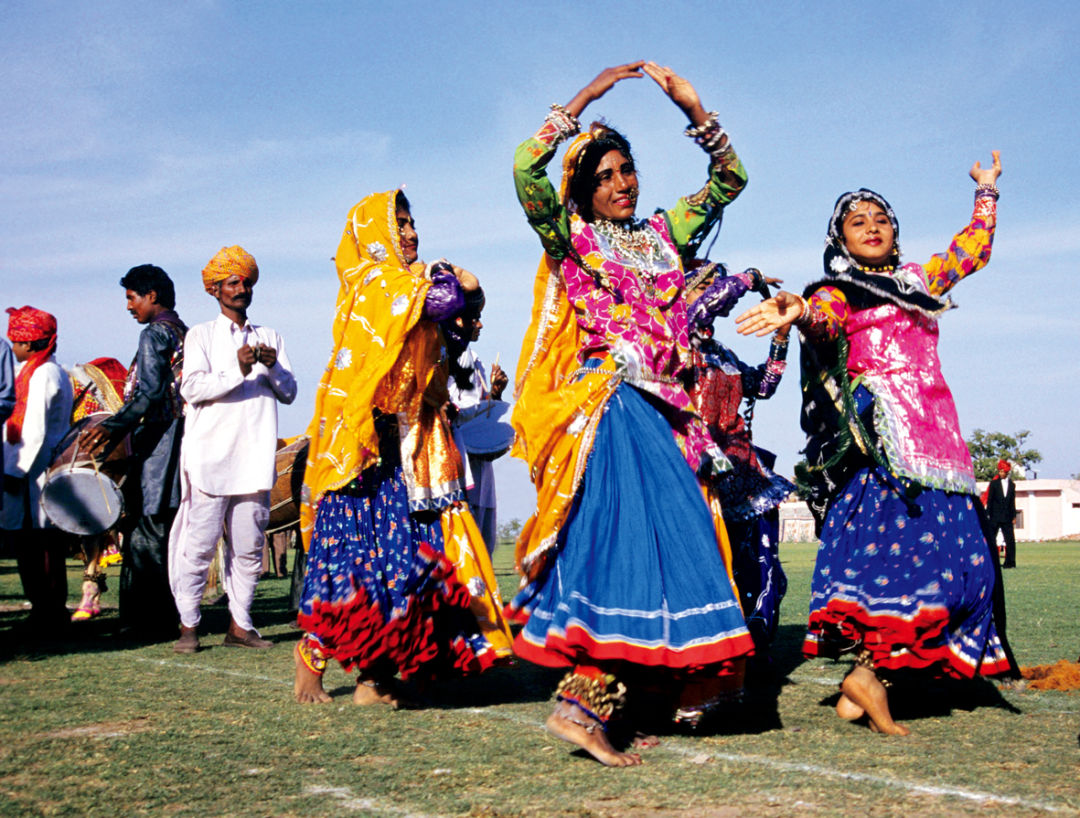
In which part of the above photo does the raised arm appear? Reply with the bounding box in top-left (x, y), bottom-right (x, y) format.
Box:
top-left (923, 152), bottom-right (1002, 297)
top-left (642, 63), bottom-right (748, 254)
top-left (513, 63), bottom-right (646, 260)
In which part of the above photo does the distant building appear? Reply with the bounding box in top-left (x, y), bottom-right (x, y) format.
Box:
top-left (778, 479), bottom-right (1080, 543)
top-left (975, 478), bottom-right (1080, 542)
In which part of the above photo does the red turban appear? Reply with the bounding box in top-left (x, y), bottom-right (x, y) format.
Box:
top-left (5, 306), bottom-right (59, 444)
top-left (6, 306), bottom-right (57, 342)
top-left (997, 459), bottom-right (1010, 472)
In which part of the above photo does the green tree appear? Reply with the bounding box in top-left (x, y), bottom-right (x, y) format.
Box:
top-left (965, 429), bottom-right (1042, 481)
top-left (497, 518), bottom-right (523, 543)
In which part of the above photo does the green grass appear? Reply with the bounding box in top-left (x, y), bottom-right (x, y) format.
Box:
top-left (1, 542), bottom-right (1078, 817)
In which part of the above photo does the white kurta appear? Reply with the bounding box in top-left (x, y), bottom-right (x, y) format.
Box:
top-left (1, 358), bottom-right (74, 530)
top-left (168, 313), bottom-right (296, 630)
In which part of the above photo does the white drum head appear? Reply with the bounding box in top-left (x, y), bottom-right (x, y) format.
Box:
top-left (41, 467), bottom-right (124, 535)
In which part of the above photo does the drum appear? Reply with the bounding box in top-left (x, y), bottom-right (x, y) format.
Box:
top-left (455, 400), bottom-right (514, 460)
top-left (267, 436), bottom-right (309, 534)
top-left (40, 412), bottom-right (130, 536)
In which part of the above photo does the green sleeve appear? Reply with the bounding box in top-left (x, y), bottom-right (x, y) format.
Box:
top-left (663, 151), bottom-right (748, 260)
top-left (513, 130), bottom-right (572, 261)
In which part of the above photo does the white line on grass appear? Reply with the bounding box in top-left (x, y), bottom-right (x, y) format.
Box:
top-left (132, 656), bottom-right (291, 686)
top-left (141, 655), bottom-right (1076, 813)
top-left (303, 785), bottom-right (444, 817)
top-left (466, 707), bottom-right (1074, 813)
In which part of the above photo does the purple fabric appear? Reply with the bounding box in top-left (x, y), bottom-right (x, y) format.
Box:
top-left (423, 267), bottom-right (465, 322)
top-left (689, 271), bottom-right (756, 328)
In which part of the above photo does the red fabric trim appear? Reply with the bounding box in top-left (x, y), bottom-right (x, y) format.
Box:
top-left (297, 544), bottom-right (495, 681)
top-left (514, 623), bottom-right (754, 672)
top-left (804, 599), bottom-right (1006, 679)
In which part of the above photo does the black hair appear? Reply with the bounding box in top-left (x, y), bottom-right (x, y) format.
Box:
top-left (29, 338), bottom-right (50, 352)
top-left (120, 264), bottom-right (176, 309)
top-left (395, 190), bottom-right (411, 213)
top-left (567, 125), bottom-right (635, 222)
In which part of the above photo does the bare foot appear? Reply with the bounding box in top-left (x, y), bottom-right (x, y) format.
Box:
top-left (293, 643), bottom-right (331, 704)
top-left (353, 678), bottom-right (400, 708)
top-left (835, 692), bottom-right (865, 721)
top-left (840, 666), bottom-right (910, 736)
top-left (545, 701), bottom-right (642, 767)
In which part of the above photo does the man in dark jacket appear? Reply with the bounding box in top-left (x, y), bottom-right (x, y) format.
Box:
top-left (985, 459), bottom-right (1018, 568)
top-left (81, 265), bottom-right (187, 636)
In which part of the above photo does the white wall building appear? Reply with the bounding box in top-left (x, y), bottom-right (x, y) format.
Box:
top-left (778, 479), bottom-right (1080, 543)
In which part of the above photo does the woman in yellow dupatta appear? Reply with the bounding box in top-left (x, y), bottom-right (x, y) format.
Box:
top-left (293, 190), bottom-right (512, 706)
top-left (509, 63), bottom-right (754, 766)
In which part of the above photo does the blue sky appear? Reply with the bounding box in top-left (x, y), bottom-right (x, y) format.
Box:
top-left (3, 1), bottom-right (1077, 523)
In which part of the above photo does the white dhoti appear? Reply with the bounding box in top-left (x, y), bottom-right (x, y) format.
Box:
top-left (168, 485), bottom-right (270, 631)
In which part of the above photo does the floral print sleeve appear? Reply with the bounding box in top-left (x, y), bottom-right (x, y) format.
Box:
top-left (800, 284), bottom-right (850, 344)
top-left (664, 150), bottom-right (748, 257)
top-left (923, 193), bottom-right (997, 297)
top-left (513, 120), bottom-right (572, 260)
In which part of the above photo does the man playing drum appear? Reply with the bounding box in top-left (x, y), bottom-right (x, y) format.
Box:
top-left (168, 246), bottom-right (296, 654)
top-left (80, 265), bottom-right (188, 638)
top-left (3, 306), bottom-right (74, 631)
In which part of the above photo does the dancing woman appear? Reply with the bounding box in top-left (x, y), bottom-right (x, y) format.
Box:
top-left (684, 262), bottom-right (794, 661)
top-left (736, 153), bottom-right (1014, 734)
top-left (510, 63), bottom-right (754, 765)
top-left (293, 190), bottom-right (513, 706)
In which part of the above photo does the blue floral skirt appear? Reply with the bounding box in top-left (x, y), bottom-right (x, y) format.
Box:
top-left (297, 431), bottom-right (495, 680)
top-left (803, 465), bottom-right (1012, 678)
top-left (511, 382), bottom-right (754, 672)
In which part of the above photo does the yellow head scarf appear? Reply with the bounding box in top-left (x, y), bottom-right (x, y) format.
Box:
top-left (202, 245), bottom-right (259, 294)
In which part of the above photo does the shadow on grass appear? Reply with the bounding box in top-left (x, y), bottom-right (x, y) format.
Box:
top-left (815, 667), bottom-right (1024, 729)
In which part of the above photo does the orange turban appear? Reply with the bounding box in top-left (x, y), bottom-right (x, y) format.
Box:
top-left (201, 245), bottom-right (259, 294)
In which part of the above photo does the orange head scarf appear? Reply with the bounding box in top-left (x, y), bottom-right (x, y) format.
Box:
top-left (5, 306), bottom-right (58, 444)
top-left (201, 245), bottom-right (259, 294)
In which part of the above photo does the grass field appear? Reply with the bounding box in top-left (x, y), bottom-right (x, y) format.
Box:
top-left (1, 541), bottom-right (1078, 817)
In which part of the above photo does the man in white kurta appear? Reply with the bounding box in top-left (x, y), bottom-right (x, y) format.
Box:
top-left (3, 306), bottom-right (74, 629)
top-left (169, 246), bottom-right (296, 653)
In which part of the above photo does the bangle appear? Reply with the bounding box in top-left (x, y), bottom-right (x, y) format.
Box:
top-left (795, 295), bottom-right (811, 326)
top-left (684, 111), bottom-right (720, 140)
top-left (546, 103), bottom-right (581, 140)
top-left (974, 182), bottom-right (999, 199)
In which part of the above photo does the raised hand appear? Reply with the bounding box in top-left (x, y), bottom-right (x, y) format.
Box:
top-left (566, 62), bottom-right (645, 117)
top-left (642, 62), bottom-right (707, 124)
top-left (489, 364), bottom-right (508, 400)
top-left (970, 150), bottom-right (1002, 186)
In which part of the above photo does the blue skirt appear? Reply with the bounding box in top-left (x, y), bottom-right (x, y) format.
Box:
top-left (804, 465), bottom-right (1012, 678)
top-left (512, 382), bottom-right (753, 670)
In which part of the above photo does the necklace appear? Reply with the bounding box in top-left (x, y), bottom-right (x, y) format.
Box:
top-left (593, 219), bottom-right (666, 266)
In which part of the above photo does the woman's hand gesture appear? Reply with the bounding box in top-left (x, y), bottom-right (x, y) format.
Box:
top-left (736, 291), bottom-right (804, 337)
top-left (566, 62), bottom-right (645, 117)
top-left (970, 150), bottom-right (1002, 186)
top-left (642, 62), bottom-right (708, 125)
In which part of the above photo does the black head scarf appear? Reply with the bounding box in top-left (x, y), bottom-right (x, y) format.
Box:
top-left (803, 188), bottom-right (952, 318)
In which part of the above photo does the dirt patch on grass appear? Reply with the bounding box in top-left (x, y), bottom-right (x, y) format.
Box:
top-left (1020, 659), bottom-right (1080, 690)
top-left (42, 716), bottom-right (154, 739)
